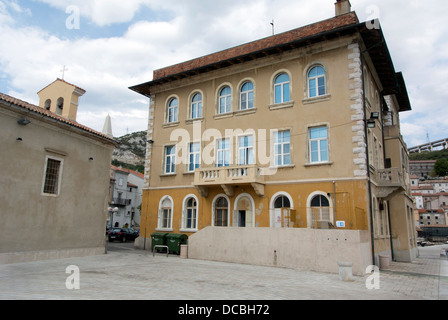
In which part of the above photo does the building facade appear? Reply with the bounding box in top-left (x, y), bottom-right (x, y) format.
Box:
top-left (108, 165), bottom-right (144, 228)
top-left (131, 1), bottom-right (416, 271)
top-left (0, 80), bottom-right (117, 264)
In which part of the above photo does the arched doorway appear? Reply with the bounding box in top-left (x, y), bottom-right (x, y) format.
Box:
top-left (234, 193), bottom-right (255, 227)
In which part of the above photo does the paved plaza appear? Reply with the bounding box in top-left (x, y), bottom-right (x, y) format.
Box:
top-left (1, 243), bottom-right (447, 301)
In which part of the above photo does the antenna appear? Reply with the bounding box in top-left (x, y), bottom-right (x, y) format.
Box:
top-left (426, 131), bottom-right (430, 144)
top-left (270, 19), bottom-right (275, 35)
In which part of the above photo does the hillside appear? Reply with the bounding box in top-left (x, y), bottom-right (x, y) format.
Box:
top-left (409, 149), bottom-right (448, 161)
top-left (112, 131), bottom-right (147, 172)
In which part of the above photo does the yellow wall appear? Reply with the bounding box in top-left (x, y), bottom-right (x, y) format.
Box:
top-left (139, 179), bottom-right (369, 238)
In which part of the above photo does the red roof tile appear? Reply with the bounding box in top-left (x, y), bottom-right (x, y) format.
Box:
top-left (153, 12), bottom-right (359, 80)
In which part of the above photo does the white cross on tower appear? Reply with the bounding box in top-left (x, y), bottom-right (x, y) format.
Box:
top-left (60, 65), bottom-right (68, 80)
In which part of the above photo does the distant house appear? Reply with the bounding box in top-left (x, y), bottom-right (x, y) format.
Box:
top-left (0, 79), bottom-right (117, 264)
top-left (109, 165), bottom-right (144, 229)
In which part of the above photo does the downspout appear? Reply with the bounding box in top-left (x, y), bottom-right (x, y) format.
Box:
top-left (380, 97), bottom-right (395, 261)
top-left (360, 48), bottom-right (376, 267)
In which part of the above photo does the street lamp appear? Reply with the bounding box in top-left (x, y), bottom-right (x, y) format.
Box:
top-left (108, 207), bottom-right (119, 229)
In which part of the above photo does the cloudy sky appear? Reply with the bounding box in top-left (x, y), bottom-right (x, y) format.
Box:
top-left (0, 0), bottom-right (447, 147)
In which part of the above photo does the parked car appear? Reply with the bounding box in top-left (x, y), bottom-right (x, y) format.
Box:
top-left (108, 228), bottom-right (139, 242)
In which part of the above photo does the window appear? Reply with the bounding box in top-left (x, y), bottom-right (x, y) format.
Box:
top-left (309, 126), bottom-right (328, 163)
top-left (167, 98), bottom-right (178, 123)
top-left (188, 142), bottom-right (200, 172)
top-left (184, 197), bottom-right (198, 230)
top-left (238, 135), bottom-right (254, 165)
top-left (42, 157), bottom-right (63, 195)
top-left (308, 66), bottom-right (326, 98)
top-left (274, 73), bottom-right (290, 104)
top-left (214, 196), bottom-right (228, 227)
top-left (216, 138), bottom-right (230, 167)
top-left (159, 197), bottom-right (173, 229)
top-left (274, 130), bottom-right (291, 166)
top-left (310, 194), bottom-right (330, 227)
top-left (274, 195), bottom-right (291, 208)
top-left (240, 82), bottom-right (254, 110)
top-left (218, 86), bottom-right (231, 114)
top-left (44, 99), bottom-right (51, 110)
top-left (191, 93), bottom-right (202, 119)
top-left (164, 145), bottom-right (176, 174)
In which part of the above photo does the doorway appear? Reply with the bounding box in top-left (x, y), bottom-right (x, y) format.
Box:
top-left (238, 210), bottom-right (246, 227)
top-left (234, 194), bottom-right (254, 227)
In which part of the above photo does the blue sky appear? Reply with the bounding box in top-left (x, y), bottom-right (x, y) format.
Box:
top-left (0, 0), bottom-right (447, 147)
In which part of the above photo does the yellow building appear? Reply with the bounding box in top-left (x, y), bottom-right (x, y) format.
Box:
top-left (131, 1), bottom-right (415, 273)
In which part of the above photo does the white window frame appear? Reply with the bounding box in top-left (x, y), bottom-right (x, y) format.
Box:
top-left (188, 142), bottom-right (201, 172)
top-left (216, 138), bottom-right (230, 167)
top-left (238, 135), bottom-right (254, 166)
top-left (41, 155), bottom-right (64, 196)
top-left (274, 130), bottom-right (291, 166)
top-left (157, 196), bottom-right (173, 231)
top-left (240, 81), bottom-right (254, 110)
top-left (181, 195), bottom-right (199, 232)
top-left (309, 126), bottom-right (328, 164)
top-left (167, 98), bottom-right (178, 123)
top-left (218, 86), bottom-right (232, 114)
top-left (191, 92), bottom-right (202, 119)
top-left (164, 145), bottom-right (176, 174)
top-left (274, 73), bottom-right (290, 104)
top-left (308, 65), bottom-right (326, 98)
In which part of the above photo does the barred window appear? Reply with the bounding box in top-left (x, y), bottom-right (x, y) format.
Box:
top-left (43, 157), bottom-right (62, 195)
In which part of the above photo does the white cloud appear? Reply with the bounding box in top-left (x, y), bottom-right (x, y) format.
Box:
top-left (0, 0), bottom-right (447, 140)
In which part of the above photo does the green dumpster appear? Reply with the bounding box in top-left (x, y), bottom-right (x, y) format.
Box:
top-left (151, 232), bottom-right (168, 252)
top-left (166, 234), bottom-right (188, 254)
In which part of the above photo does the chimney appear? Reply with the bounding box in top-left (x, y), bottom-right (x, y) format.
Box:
top-left (335, 0), bottom-right (351, 16)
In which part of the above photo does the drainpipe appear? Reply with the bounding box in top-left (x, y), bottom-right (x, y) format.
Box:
top-left (360, 48), bottom-right (376, 267)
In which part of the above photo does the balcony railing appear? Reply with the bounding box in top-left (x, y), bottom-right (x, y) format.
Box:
top-left (111, 198), bottom-right (131, 206)
top-left (375, 168), bottom-right (408, 199)
top-left (194, 164), bottom-right (265, 197)
top-left (375, 168), bottom-right (405, 187)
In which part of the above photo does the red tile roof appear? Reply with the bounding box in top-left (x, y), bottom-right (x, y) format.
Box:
top-left (0, 92), bottom-right (116, 145)
top-left (153, 12), bottom-right (359, 80)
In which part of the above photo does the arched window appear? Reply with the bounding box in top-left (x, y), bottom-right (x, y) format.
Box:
top-left (44, 99), bottom-right (51, 111)
top-left (274, 73), bottom-right (290, 104)
top-left (214, 196), bottom-right (229, 227)
top-left (191, 93), bottom-right (202, 119)
top-left (310, 194), bottom-right (330, 228)
top-left (158, 196), bottom-right (173, 229)
top-left (183, 197), bottom-right (198, 230)
top-left (274, 195), bottom-right (291, 208)
top-left (240, 81), bottom-right (254, 110)
top-left (308, 66), bottom-right (326, 98)
top-left (167, 98), bottom-right (178, 123)
top-left (218, 86), bottom-right (231, 114)
top-left (56, 97), bottom-right (64, 115)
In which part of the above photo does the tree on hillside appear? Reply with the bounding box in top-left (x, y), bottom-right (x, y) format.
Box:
top-left (434, 158), bottom-right (448, 177)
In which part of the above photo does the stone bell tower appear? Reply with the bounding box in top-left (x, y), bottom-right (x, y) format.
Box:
top-left (37, 78), bottom-right (86, 121)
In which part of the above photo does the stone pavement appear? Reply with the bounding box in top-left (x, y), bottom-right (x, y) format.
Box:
top-left (0, 244), bottom-right (447, 301)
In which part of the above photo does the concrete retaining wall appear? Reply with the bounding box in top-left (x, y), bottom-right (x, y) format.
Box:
top-left (188, 227), bottom-right (372, 275)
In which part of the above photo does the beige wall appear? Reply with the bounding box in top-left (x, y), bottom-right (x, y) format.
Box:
top-left (0, 105), bottom-right (114, 263)
top-left (188, 227), bottom-right (372, 276)
top-left (147, 36), bottom-right (364, 188)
